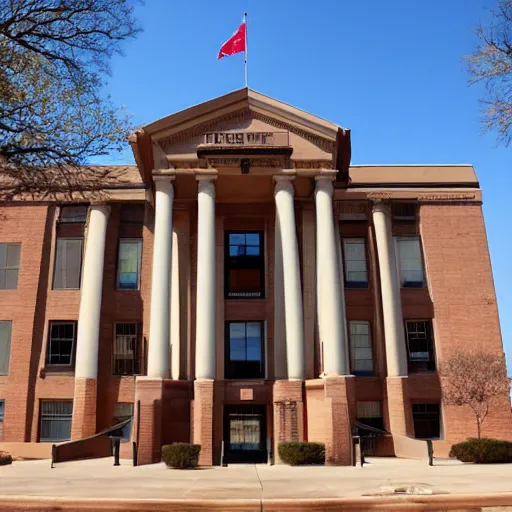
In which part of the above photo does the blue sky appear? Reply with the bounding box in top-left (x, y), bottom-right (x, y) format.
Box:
top-left (101, 0), bottom-right (512, 369)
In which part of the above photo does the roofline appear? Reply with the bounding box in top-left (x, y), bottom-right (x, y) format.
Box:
top-left (139, 87), bottom-right (344, 140)
top-left (350, 164), bottom-right (474, 167)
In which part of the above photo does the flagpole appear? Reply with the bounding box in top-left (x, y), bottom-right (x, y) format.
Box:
top-left (244, 12), bottom-right (248, 88)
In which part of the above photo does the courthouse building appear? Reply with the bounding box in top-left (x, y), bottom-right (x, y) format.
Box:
top-left (0, 88), bottom-right (511, 465)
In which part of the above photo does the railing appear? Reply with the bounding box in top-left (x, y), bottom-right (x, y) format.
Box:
top-left (51, 418), bottom-right (130, 468)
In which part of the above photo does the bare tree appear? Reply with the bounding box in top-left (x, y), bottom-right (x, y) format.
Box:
top-left (0, 0), bottom-right (142, 198)
top-left (439, 350), bottom-right (511, 439)
top-left (467, 0), bottom-right (512, 146)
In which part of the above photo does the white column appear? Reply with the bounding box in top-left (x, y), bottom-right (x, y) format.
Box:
top-left (195, 176), bottom-right (216, 380)
top-left (315, 176), bottom-right (349, 376)
top-left (372, 201), bottom-right (408, 377)
top-left (274, 176), bottom-right (305, 381)
top-left (170, 229), bottom-right (180, 380)
top-left (75, 204), bottom-right (110, 379)
top-left (147, 175), bottom-right (174, 379)
top-left (273, 214), bottom-right (287, 379)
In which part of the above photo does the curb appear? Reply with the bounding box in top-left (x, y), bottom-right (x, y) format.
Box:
top-left (0, 493), bottom-right (512, 511)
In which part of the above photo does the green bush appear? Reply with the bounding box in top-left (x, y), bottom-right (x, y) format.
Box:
top-left (278, 442), bottom-right (325, 466)
top-left (0, 451), bottom-right (12, 466)
top-left (162, 443), bottom-right (201, 469)
top-left (450, 438), bottom-right (512, 464)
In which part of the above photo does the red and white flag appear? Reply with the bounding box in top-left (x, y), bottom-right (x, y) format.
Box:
top-left (218, 18), bottom-right (247, 60)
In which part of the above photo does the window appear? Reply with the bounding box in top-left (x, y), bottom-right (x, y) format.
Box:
top-left (46, 321), bottom-right (76, 367)
top-left (343, 238), bottom-right (368, 288)
top-left (0, 243), bottom-right (20, 290)
top-left (392, 203), bottom-right (416, 221)
top-left (412, 403), bottom-right (441, 439)
top-left (349, 321), bottom-right (373, 375)
top-left (405, 320), bottom-right (435, 372)
top-left (396, 236), bottom-right (424, 288)
top-left (117, 239), bottom-right (142, 290)
top-left (114, 403), bottom-right (133, 441)
top-left (0, 400), bottom-right (4, 422)
top-left (225, 232), bottom-right (264, 298)
top-left (356, 401), bottom-right (384, 430)
top-left (225, 321), bottom-right (264, 379)
top-left (113, 323), bottom-right (141, 375)
top-left (120, 204), bottom-right (144, 224)
top-left (0, 321), bottom-right (12, 375)
top-left (59, 205), bottom-right (87, 223)
top-left (40, 401), bottom-right (73, 442)
top-left (53, 238), bottom-right (83, 289)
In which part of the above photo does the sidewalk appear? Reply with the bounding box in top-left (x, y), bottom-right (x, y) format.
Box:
top-left (0, 456), bottom-right (512, 510)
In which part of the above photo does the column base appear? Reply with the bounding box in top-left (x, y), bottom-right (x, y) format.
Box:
top-left (135, 377), bottom-right (164, 465)
top-left (322, 376), bottom-right (355, 466)
top-left (386, 376), bottom-right (414, 437)
top-left (192, 379), bottom-right (214, 466)
top-left (71, 378), bottom-right (97, 440)
top-left (273, 380), bottom-right (305, 463)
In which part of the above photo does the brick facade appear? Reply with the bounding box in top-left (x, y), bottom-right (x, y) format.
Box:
top-left (0, 90), bottom-right (510, 466)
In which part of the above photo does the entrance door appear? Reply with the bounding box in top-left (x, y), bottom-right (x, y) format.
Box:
top-left (223, 405), bottom-right (267, 464)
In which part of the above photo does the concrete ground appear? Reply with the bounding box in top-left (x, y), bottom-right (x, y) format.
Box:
top-left (0, 456), bottom-right (512, 502)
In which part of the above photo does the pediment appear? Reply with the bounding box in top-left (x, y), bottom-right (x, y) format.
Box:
top-left (141, 89), bottom-right (345, 171)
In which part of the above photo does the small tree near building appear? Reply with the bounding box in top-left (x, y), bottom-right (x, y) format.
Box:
top-left (439, 350), bottom-right (511, 439)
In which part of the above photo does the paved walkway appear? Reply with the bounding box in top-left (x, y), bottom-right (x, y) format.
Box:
top-left (0, 457), bottom-right (512, 510)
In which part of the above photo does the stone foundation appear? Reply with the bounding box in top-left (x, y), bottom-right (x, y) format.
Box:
top-left (386, 376), bottom-right (414, 437)
top-left (192, 379), bottom-right (214, 466)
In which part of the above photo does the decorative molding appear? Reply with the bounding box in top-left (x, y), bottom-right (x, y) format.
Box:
top-left (367, 192), bottom-right (392, 200)
top-left (157, 108), bottom-right (335, 154)
top-left (417, 193), bottom-right (477, 202)
top-left (293, 160), bottom-right (333, 170)
top-left (335, 201), bottom-right (369, 220)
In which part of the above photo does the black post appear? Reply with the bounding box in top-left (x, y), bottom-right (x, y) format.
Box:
top-left (51, 444), bottom-right (56, 469)
top-left (427, 440), bottom-right (434, 466)
top-left (132, 441), bottom-right (138, 467)
top-left (113, 438), bottom-right (121, 466)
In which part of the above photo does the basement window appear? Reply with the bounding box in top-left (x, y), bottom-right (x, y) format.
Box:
top-left (40, 401), bottom-right (73, 442)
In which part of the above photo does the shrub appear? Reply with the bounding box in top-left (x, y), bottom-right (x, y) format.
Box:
top-left (278, 442), bottom-right (325, 466)
top-left (0, 451), bottom-right (12, 466)
top-left (162, 443), bottom-right (201, 469)
top-left (450, 438), bottom-right (512, 464)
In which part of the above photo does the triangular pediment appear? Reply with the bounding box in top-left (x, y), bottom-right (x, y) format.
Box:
top-left (139, 89), bottom-right (346, 171)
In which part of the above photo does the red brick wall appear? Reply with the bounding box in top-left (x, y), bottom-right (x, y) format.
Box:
top-left (0, 204), bottom-right (52, 442)
top-left (420, 204), bottom-right (512, 441)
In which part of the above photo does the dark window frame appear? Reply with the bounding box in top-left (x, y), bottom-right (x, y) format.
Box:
top-left (46, 321), bottom-right (77, 368)
top-left (0, 320), bottom-right (12, 376)
top-left (405, 320), bottom-right (436, 372)
top-left (224, 231), bottom-right (265, 299)
top-left (412, 403), bottom-right (441, 439)
top-left (0, 400), bottom-right (4, 422)
top-left (0, 243), bottom-right (21, 290)
top-left (58, 205), bottom-right (88, 223)
top-left (225, 321), bottom-right (265, 380)
top-left (342, 238), bottom-right (369, 289)
top-left (112, 322), bottom-right (142, 376)
top-left (116, 238), bottom-right (143, 290)
top-left (392, 203), bottom-right (417, 221)
top-left (396, 236), bottom-right (425, 288)
top-left (356, 401), bottom-right (384, 431)
top-left (348, 320), bottom-right (374, 376)
top-left (52, 237), bottom-right (84, 290)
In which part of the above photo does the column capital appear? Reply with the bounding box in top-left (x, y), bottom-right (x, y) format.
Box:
top-left (314, 175), bottom-right (334, 194)
top-left (274, 175), bottom-right (295, 196)
top-left (196, 172), bottom-right (217, 182)
top-left (152, 169), bottom-right (176, 180)
top-left (274, 174), bottom-right (295, 183)
top-left (372, 199), bottom-right (392, 215)
top-left (88, 202), bottom-right (111, 215)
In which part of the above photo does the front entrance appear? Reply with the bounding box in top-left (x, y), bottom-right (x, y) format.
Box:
top-left (223, 405), bottom-right (267, 464)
